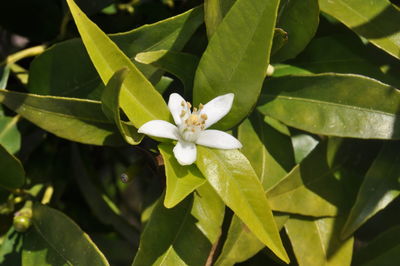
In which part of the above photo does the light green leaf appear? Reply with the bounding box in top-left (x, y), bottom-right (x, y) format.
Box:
top-left (101, 68), bottom-right (142, 145)
top-left (135, 50), bottom-right (199, 94)
top-left (193, 0), bottom-right (280, 130)
top-left (319, 0), bottom-right (400, 59)
top-left (266, 142), bottom-right (344, 217)
top-left (28, 7), bottom-right (203, 99)
top-left (285, 217), bottom-right (354, 266)
top-left (23, 203), bottom-right (109, 265)
top-left (67, 0), bottom-right (170, 128)
top-left (204, 0), bottom-right (235, 38)
top-left (258, 73), bottom-right (400, 139)
top-left (0, 66), bottom-right (10, 89)
top-left (0, 228), bottom-right (22, 265)
top-left (132, 184), bottom-right (224, 266)
top-left (0, 89), bottom-right (125, 146)
top-left (272, 0), bottom-right (319, 62)
top-left (215, 214), bottom-right (289, 266)
top-left (159, 143), bottom-right (206, 208)
top-left (291, 133), bottom-right (319, 164)
top-left (196, 147), bottom-right (289, 263)
top-left (155, 76), bottom-right (174, 95)
top-left (341, 142), bottom-right (400, 238)
top-left (0, 144), bottom-right (24, 190)
top-left (0, 115), bottom-right (21, 154)
top-left (238, 112), bottom-right (294, 191)
top-left (353, 225), bottom-right (400, 265)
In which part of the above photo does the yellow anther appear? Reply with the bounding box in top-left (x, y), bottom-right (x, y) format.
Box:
top-left (193, 107), bottom-right (198, 112)
top-left (201, 114), bottom-right (208, 120)
top-left (180, 110), bottom-right (186, 117)
top-left (186, 102), bottom-right (192, 109)
top-left (199, 103), bottom-right (204, 110)
top-left (181, 101), bottom-right (185, 107)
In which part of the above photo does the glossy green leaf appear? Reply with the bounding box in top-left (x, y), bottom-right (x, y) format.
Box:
top-left (101, 68), bottom-right (142, 145)
top-left (67, 0), bottom-right (170, 128)
top-left (258, 73), bottom-right (400, 139)
top-left (291, 133), bottom-right (319, 164)
top-left (353, 225), bottom-right (400, 265)
top-left (238, 112), bottom-right (294, 191)
top-left (71, 145), bottom-right (139, 244)
top-left (266, 142), bottom-right (344, 217)
top-left (341, 142), bottom-right (400, 238)
top-left (135, 50), bottom-right (199, 94)
top-left (204, 0), bottom-right (235, 38)
top-left (0, 115), bottom-right (21, 154)
top-left (319, 0), bottom-right (400, 59)
top-left (272, 0), bottom-right (319, 62)
top-left (272, 63), bottom-right (312, 77)
top-left (28, 6), bottom-right (203, 99)
top-left (285, 217), bottom-right (354, 266)
top-left (24, 203), bottom-right (109, 265)
top-left (0, 144), bottom-right (24, 190)
top-left (0, 228), bottom-right (22, 265)
top-left (0, 89), bottom-right (125, 146)
top-left (290, 35), bottom-right (400, 88)
top-left (196, 147), bottom-right (289, 263)
top-left (215, 214), bottom-right (289, 266)
top-left (159, 143), bottom-right (206, 209)
top-left (132, 184), bottom-right (224, 266)
top-left (193, 0), bottom-right (280, 130)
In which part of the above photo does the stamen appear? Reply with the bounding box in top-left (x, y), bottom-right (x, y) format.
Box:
top-left (180, 110), bottom-right (186, 117)
top-left (199, 103), bottom-right (204, 110)
top-left (201, 114), bottom-right (208, 120)
top-left (181, 101), bottom-right (185, 107)
top-left (186, 102), bottom-right (192, 109)
top-left (193, 107), bottom-right (198, 112)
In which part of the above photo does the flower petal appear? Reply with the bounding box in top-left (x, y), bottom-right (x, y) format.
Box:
top-left (173, 141), bottom-right (197, 165)
top-left (138, 120), bottom-right (179, 140)
top-left (168, 93), bottom-right (187, 126)
top-left (196, 130), bottom-right (242, 149)
top-left (201, 93), bottom-right (234, 128)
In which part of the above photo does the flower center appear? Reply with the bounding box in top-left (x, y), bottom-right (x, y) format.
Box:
top-left (178, 101), bottom-right (207, 142)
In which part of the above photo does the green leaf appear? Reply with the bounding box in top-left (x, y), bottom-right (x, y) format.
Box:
top-left (319, 0), bottom-right (400, 60)
top-left (271, 28), bottom-right (289, 56)
top-left (266, 142), bottom-right (344, 217)
top-left (28, 6), bottom-right (203, 99)
top-left (204, 0), bottom-right (235, 38)
top-left (193, 0), bottom-right (280, 130)
top-left (0, 228), bottom-right (22, 265)
top-left (353, 225), bottom-right (400, 265)
top-left (289, 35), bottom-right (400, 88)
top-left (155, 76), bottom-right (174, 95)
top-left (215, 214), bottom-right (289, 266)
top-left (0, 115), bottom-right (21, 154)
top-left (196, 147), bottom-right (289, 263)
top-left (285, 216), bottom-right (354, 266)
top-left (71, 145), bottom-right (139, 244)
top-left (159, 143), bottom-right (206, 209)
top-left (258, 73), bottom-right (400, 139)
top-left (67, 0), bottom-right (170, 128)
top-left (0, 66), bottom-right (10, 89)
top-left (238, 112), bottom-right (294, 191)
top-left (341, 142), bottom-right (400, 238)
top-left (0, 89), bottom-right (125, 146)
top-left (272, 0), bottom-right (319, 62)
top-left (135, 50), bottom-right (199, 94)
top-left (101, 68), bottom-right (142, 145)
top-left (23, 203), bottom-right (109, 265)
top-left (0, 144), bottom-right (24, 190)
top-left (291, 133), bottom-right (319, 164)
top-left (132, 184), bottom-right (224, 266)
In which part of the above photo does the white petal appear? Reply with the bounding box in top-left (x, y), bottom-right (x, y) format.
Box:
top-left (201, 93), bottom-right (234, 128)
top-left (138, 120), bottom-right (179, 140)
top-left (196, 130), bottom-right (242, 149)
top-left (168, 93), bottom-right (187, 126)
top-left (173, 141), bottom-right (197, 165)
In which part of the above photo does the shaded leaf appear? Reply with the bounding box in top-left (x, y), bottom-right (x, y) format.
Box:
top-left (285, 216), bottom-right (353, 266)
top-left (272, 0), bottom-right (319, 62)
top-left (0, 144), bottom-right (24, 190)
top-left (258, 73), bottom-right (400, 139)
top-left (67, 0), bottom-right (170, 128)
top-left (319, 0), bottom-right (400, 59)
top-left (101, 68), bottom-right (142, 145)
top-left (159, 143), bottom-right (206, 209)
top-left (0, 115), bottom-right (21, 154)
top-left (28, 6), bottom-right (203, 99)
top-left (204, 0), bottom-right (235, 38)
top-left (341, 142), bottom-right (400, 238)
top-left (196, 147), bottom-right (289, 263)
top-left (0, 228), bottom-right (22, 265)
top-left (24, 203), bottom-right (109, 265)
top-left (271, 28), bottom-right (289, 56)
top-left (0, 89), bottom-right (125, 146)
top-left (193, 0), bottom-right (280, 130)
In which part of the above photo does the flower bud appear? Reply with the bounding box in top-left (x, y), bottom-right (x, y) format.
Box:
top-left (13, 209), bottom-right (32, 232)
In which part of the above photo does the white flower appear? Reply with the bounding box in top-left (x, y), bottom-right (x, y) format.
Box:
top-left (138, 93), bottom-right (242, 165)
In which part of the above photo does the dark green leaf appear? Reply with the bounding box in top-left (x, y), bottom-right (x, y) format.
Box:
top-left (258, 73), bottom-right (400, 139)
top-left (0, 89), bottom-right (125, 146)
top-left (193, 0), bottom-right (280, 130)
top-left (0, 144), bottom-right (24, 190)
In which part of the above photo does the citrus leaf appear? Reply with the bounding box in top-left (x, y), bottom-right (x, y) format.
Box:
top-left (204, 0), bottom-right (235, 38)
top-left (0, 115), bottom-right (21, 154)
top-left (0, 144), bottom-right (24, 190)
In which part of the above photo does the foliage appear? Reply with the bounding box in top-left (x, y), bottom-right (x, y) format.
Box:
top-left (1, 0), bottom-right (400, 265)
